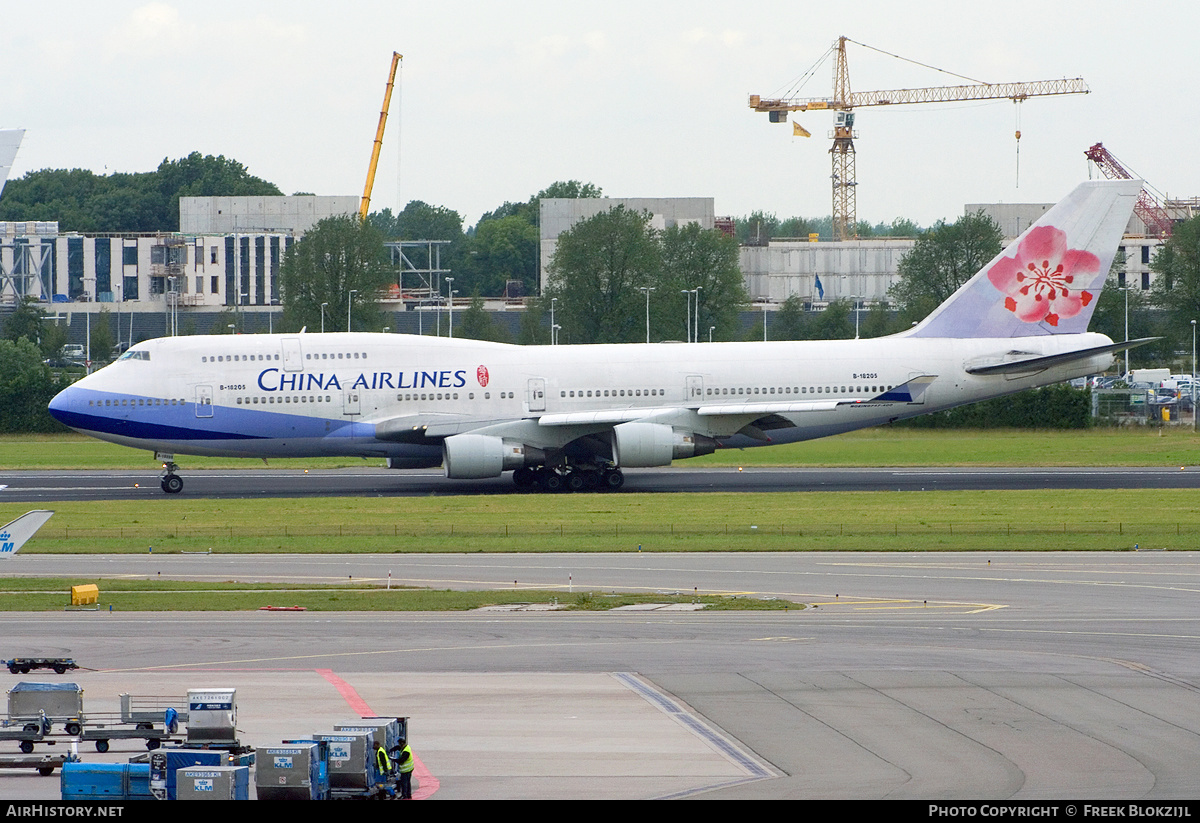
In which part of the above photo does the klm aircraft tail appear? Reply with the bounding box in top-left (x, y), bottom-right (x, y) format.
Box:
top-left (0, 129), bottom-right (24, 199)
top-left (0, 510), bottom-right (54, 558)
top-left (909, 180), bottom-right (1142, 339)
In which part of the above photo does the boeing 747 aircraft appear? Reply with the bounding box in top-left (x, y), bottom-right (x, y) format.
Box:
top-left (49, 180), bottom-right (1146, 494)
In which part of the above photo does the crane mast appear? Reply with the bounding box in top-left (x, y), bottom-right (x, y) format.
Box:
top-left (1084, 142), bottom-right (1174, 238)
top-left (750, 37), bottom-right (1088, 240)
top-left (360, 51), bottom-right (402, 221)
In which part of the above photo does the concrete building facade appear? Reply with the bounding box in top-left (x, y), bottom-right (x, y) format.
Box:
top-left (0, 226), bottom-right (293, 310)
top-left (180, 195), bottom-right (358, 234)
top-left (739, 238), bottom-right (916, 306)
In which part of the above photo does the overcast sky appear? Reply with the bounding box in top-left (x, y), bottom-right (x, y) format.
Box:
top-left (3, 1), bottom-right (1196, 229)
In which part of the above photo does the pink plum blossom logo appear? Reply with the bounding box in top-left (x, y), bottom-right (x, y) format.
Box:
top-left (476, 365), bottom-right (489, 387)
top-left (986, 225), bottom-right (1100, 326)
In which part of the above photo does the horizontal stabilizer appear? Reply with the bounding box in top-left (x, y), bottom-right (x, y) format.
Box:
top-left (965, 338), bottom-right (1159, 376)
top-left (0, 510), bottom-right (54, 559)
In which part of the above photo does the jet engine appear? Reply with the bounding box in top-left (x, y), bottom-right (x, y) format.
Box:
top-left (442, 434), bottom-right (545, 479)
top-left (611, 422), bottom-right (716, 468)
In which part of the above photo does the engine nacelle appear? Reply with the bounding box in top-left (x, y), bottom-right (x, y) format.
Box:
top-left (442, 434), bottom-right (543, 479)
top-left (611, 422), bottom-right (716, 468)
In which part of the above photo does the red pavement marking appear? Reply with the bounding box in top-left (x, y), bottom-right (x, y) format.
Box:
top-left (316, 669), bottom-right (439, 799)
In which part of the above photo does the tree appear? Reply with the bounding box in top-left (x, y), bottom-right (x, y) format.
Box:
top-left (2, 296), bottom-right (46, 348)
top-left (889, 210), bottom-right (1003, 325)
top-left (476, 180), bottom-right (603, 226)
top-left (459, 216), bottom-right (538, 297)
top-left (860, 299), bottom-right (903, 339)
top-left (769, 295), bottom-right (809, 341)
top-left (810, 299), bottom-right (854, 340)
top-left (280, 216), bottom-right (392, 333)
top-left (394, 200), bottom-right (464, 242)
top-left (545, 206), bottom-right (659, 344)
top-left (0, 153), bottom-right (280, 232)
top-left (736, 211), bottom-right (781, 245)
top-left (1151, 216), bottom-right (1200, 350)
top-left (517, 297), bottom-right (550, 345)
top-left (655, 223), bottom-right (747, 343)
top-left (0, 338), bottom-right (63, 433)
top-left (90, 308), bottom-right (114, 362)
top-left (457, 294), bottom-right (511, 343)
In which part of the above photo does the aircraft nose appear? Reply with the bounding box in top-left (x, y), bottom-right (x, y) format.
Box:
top-left (48, 384), bottom-right (81, 428)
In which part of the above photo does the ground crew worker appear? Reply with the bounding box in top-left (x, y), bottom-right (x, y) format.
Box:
top-left (375, 741), bottom-right (392, 785)
top-left (395, 738), bottom-right (414, 799)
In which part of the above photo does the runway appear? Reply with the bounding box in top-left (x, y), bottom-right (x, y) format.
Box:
top-left (3, 465), bottom-right (1200, 501)
top-left (3, 551), bottom-right (1200, 799)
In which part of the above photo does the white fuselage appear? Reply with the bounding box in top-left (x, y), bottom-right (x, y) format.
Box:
top-left (49, 331), bottom-right (1113, 463)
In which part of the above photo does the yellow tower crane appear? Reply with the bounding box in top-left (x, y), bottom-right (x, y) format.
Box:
top-left (360, 51), bottom-right (402, 221)
top-left (750, 37), bottom-right (1088, 240)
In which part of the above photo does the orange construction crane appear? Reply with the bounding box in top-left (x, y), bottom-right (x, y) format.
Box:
top-left (1084, 142), bottom-right (1175, 238)
top-left (750, 37), bottom-right (1088, 240)
top-left (360, 51), bottom-right (402, 221)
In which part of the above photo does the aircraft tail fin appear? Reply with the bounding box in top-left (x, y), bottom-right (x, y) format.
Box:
top-left (0, 129), bottom-right (24, 199)
top-left (0, 510), bottom-right (54, 558)
top-left (909, 180), bottom-right (1142, 339)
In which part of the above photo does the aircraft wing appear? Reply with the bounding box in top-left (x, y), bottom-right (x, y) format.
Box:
top-left (536, 376), bottom-right (938, 426)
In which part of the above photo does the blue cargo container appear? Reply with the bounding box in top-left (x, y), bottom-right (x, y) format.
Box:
top-left (60, 762), bottom-right (152, 801)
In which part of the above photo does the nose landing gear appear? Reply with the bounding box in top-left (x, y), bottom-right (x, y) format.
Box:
top-left (160, 461), bottom-right (184, 494)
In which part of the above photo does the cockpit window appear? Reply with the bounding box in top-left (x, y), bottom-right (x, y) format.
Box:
top-left (117, 350), bottom-right (150, 362)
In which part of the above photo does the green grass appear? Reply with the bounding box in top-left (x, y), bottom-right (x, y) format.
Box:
top-left (5, 489), bottom-right (1198, 554)
top-left (3, 427), bottom-right (1200, 470)
top-left (3, 430), bottom-right (1199, 556)
top-left (690, 426), bottom-right (1200, 468)
top-left (0, 578), bottom-right (793, 612)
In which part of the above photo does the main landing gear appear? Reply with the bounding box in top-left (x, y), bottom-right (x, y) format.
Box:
top-left (512, 464), bottom-right (624, 493)
top-left (160, 461), bottom-right (184, 494)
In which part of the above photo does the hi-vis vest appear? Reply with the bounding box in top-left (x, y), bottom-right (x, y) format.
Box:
top-left (398, 744), bottom-right (414, 773)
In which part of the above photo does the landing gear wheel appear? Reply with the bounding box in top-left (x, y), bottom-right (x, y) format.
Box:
top-left (538, 469), bottom-right (564, 492)
top-left (603, 469), bottom-right (625, 490)
top-left (161, 474), bottom-right (183, 494)
top-left (566, 472), bottom-right (586, 493)
top-left (513, 467), bottom-right (537, 489)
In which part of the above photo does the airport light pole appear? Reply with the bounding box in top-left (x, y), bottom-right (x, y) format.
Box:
top-left (1192, 319), bottom-right (1197, 431)
top-left (550, 298), bottom-right (557, 345)
top-left (1118, 286), bottom-right (1130, 376)
top-left (446, 278), bottom-right (454, 338)
top-left (347, 290), bottom-right (357, 333)
top-left (852, 295), bottom-right (860, 340)
top-left (639, 287), bottom-right (655, 343)
top-left (551, 323), bottom-right (561, 346)
top-left (681, 290), bottom-right (694, 343)
top-left (694, 287), bottom-right (702, 345)
top-left (320, 302), bottom-right (328, 334)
